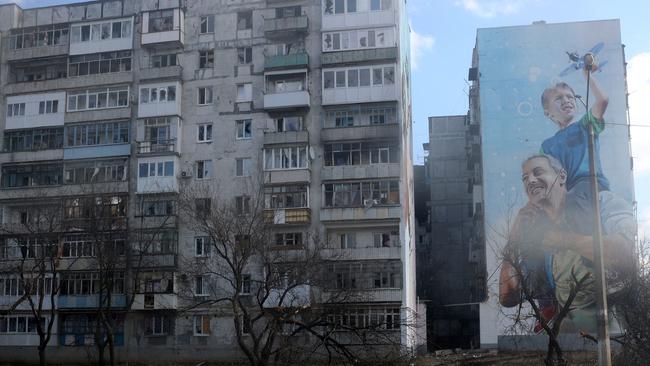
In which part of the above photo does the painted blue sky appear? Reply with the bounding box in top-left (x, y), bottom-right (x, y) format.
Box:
top-left (3, 0), bottom-right (650, 235)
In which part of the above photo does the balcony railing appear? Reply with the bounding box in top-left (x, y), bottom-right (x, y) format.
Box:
top-left (137, 139), bottom-right (177, 154)
top-left (263, 15), bottom-right (308, 37)
top-left (264, 53), bottom-right (309, 71)
top-left (264, 207), bottom-right (311, 225)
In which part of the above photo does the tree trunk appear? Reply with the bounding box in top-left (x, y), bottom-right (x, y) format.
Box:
top-left (38, 344), bottom-right (46, 366)
top-left (98, 343), bottom-right (105, 366)
top-left (108, 332), bottom-right (115, 366)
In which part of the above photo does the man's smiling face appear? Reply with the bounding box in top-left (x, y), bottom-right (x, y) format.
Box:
top-left (522, 157), bottom-right (565, 206)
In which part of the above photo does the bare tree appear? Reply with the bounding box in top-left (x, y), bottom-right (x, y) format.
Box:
top-left (176, 184), bottom-right (415, 366)
top-left (0, 199), bottom-right (71, 366)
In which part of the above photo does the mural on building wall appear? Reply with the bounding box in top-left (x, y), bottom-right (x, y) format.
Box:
top-left (478, 20), bottom-right (636, 338)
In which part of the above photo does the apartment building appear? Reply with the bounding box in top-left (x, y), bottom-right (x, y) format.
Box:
top-left (0, 0), bottom-right (418, 363)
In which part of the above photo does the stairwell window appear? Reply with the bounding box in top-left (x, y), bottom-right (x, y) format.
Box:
top-left (200, 15), bottom-right (215, 34)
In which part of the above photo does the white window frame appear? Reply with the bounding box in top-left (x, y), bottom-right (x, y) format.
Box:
top-left (70, 19), bottom-right (132, 44)
top-left (38, 100), bottom-right (59, 114)
top-left (67, 86), bottom-right (130, 112)
top-left (237, 47), bottom-right (253, 65)
top-left (197, 123), bottom-right (213, 143)
top-left (195, 236), bottom-right (211, 257)
top-left (235, 196), bottom-right (251, 215)
top-left (235, 120), bottom-right (252, 140)
top-left (275, 116), bottom-right (303, 132)
top-left (240, 274), bottom-right (251, 295)
top-left (139, 85), bottom-right (176, 104)
top-left (236, 83), bottom-right (252, 102)
top-left (194, 276), bottom-right (208, 296)
top-left (198, 49), bottom-right (214, 69)
top-left (263, 146), bottom-right (309, 170)
top-left (138, 161), bottom-right (174, 178)
top-left (193, 314), bottom-right (211, 336)
top-left (340, 233), bottom-right (356, 249)
top-left (323, 65), bottom-right (394, 90)
top-left (147, 314), bottom-right (168, 336)
top-left (200, 15), bottom-right (215, 34)
top-left (195, 160), bottom-right (212, 180)
top-left (197, 87), bottom-right (213, 105)
top-left (6, 103), bottom-right (26, 117)
top-left (235, 158), bottom-right (252, 177)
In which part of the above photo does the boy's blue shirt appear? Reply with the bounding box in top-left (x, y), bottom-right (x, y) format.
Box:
top-left (541, 111), bottom-right (610, 191)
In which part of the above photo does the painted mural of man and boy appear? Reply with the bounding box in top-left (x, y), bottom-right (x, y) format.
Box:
top-left (498, 54), bottom-right (637, 334)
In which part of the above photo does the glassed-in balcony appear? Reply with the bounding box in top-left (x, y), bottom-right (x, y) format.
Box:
top-left (264, 208), bottom-right (311, 225)
top-left (264, 71), bottom-right (310, 110)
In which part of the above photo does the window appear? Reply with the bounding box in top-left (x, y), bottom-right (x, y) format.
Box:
top-left (195, 198), bottom-right (211, 215)
top-left (237, 47), bottom-right (252, 64)
top-left (64, 159), bottom-right (128, 184)
top-left (373, 232), bottom-right (399, 247)
top-left (9, 24), bottom-right (69, 50)
top-left (62, 195), bottom-right (127, 220)
top-left (148, 10), bottom-right (174, 32)
top-left (139, 85), bottom-right (176, 104)
top-left (38, 100), bottom-right (58, 114)
top-left (67, 86), bottom-right (129, 111)
top-left (275, 6), bottom-right (301, 18)
top-left (371, 0), bottom-right (392, 11)
top-left (263, 146), bottom-right (308, 170)
top-left (6, 103), bottom-right (25, 117)
top-left (236, 120), bottom-right (252, 139)
top-left (323, 28), bottom-right (390, 52)
top-left (236, 158), bottom-right (252, 177)
top-left (0, 316), bottom-right (44, 334)
top-left (194, 276), bottom-right (207, 296)
top-left (71, 19), bottom-right (131, 43)
top-left (68, 51), bottom-right (132, 76)
top-left (139, 199), bottom-right (174, 217)
top-left (323, 66), bottom-right (394, 89)
top-left (195, 160), bottom-right (212, 179)
top-left (340, 233), bottom-right (356, 249)
top-left (275, 232), bottom-right (303, 247)
top-left (323, 180), bottom-right (399, 207)
top-left (328, 307), bottom-right (400, 330)
top-left (275, 117), bottom-right (302, 132)
top-left (151, 53), bottom-right (178, 68)
top-left (235, 196), bottom-right (250, 215)
top-left (145, 314), bottom-right (170, 336)
top-left (324, 0), bottom-right (356, 14)
top-left (60, 272), bottom-right (125, 295)
top-left (264, 185), bottom-right (308, 208)
top-left (199, 50), bottom-right (214, 69)
top-left (194, 315), bottom-right (210, 336)
top-left (197, 87), bottom-right (213, 105)
top-left (200, 15), bottom-right (215, 34)
top-left (65, 121), bottom-right (129, 147)
top-left (3, 127), bottom-right (63, 152)
top-left (138, 161), bottom-right (174, 178)
top-left (62, 234), bottom-right (124, 258)
top-left (1, 163), bottom-right (63, 188)
top-left (237, 11), bottom-right (252, 30)
top-left (195, 237), bottom-right (211, 257)
top-left (197, 124), bottom-right (213, 142)
top-left (236, 83), bottom-right (252, 102)
top-left (324, 142), bottom-right (398, 166)
top-left (241, 274), bottom-right (251, 294)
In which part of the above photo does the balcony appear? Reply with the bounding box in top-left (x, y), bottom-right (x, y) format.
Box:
top-left (263, 130), bottom-right (309, 145)
top-left (321, 123), bottom-right (399, 142)
top-left (322, 9), bottom-right (396, 31)
top-left (132, 293), bottom-right (178, 310)
top-left (321, 246), bottom-right (401, 261)
top-left (321, 47), bottom-right (398, 66)
top-left (263, 285), bottom-right (310, 309)
top-left (320, 206), bottom-right (401, 223)
top-left (321, 163), bottom-right (400, 181)
top-left (135, 253), bottom-right (178, 268)
top-left (264, 15), bottom-right (309, 38)
top-left (5, 40), bottom-right (69, 62)
top-left (264, 91), bottom-right (310, 110)
top-left (64, 143), bottom-right (131, 160)
top-left (264, 53), bottom-right (309, 71)
top-left (141, 9), bottom-right (184, 48)
top-left (322, 83), bottom-right (397, 106)
top-left (139, 65), bottom-right (183, 80)
top-left (264, 169), bottom-right (310, 185)
top-left (58, 295), bottom-right (126, 309)
top-left (264, 208), bottom-right (311, 225)
top-left (136, 139), bottom-right (179, 156)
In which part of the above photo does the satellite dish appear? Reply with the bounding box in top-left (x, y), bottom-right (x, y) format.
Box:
top-left (309, 146), bottom-right (316, 160)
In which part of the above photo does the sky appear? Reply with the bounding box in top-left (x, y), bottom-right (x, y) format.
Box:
top-left (2, 0), bottom-right (650, 234)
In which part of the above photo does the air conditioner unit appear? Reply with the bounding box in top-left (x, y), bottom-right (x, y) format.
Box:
top-left (181, 170), bottom-right (192, 178)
